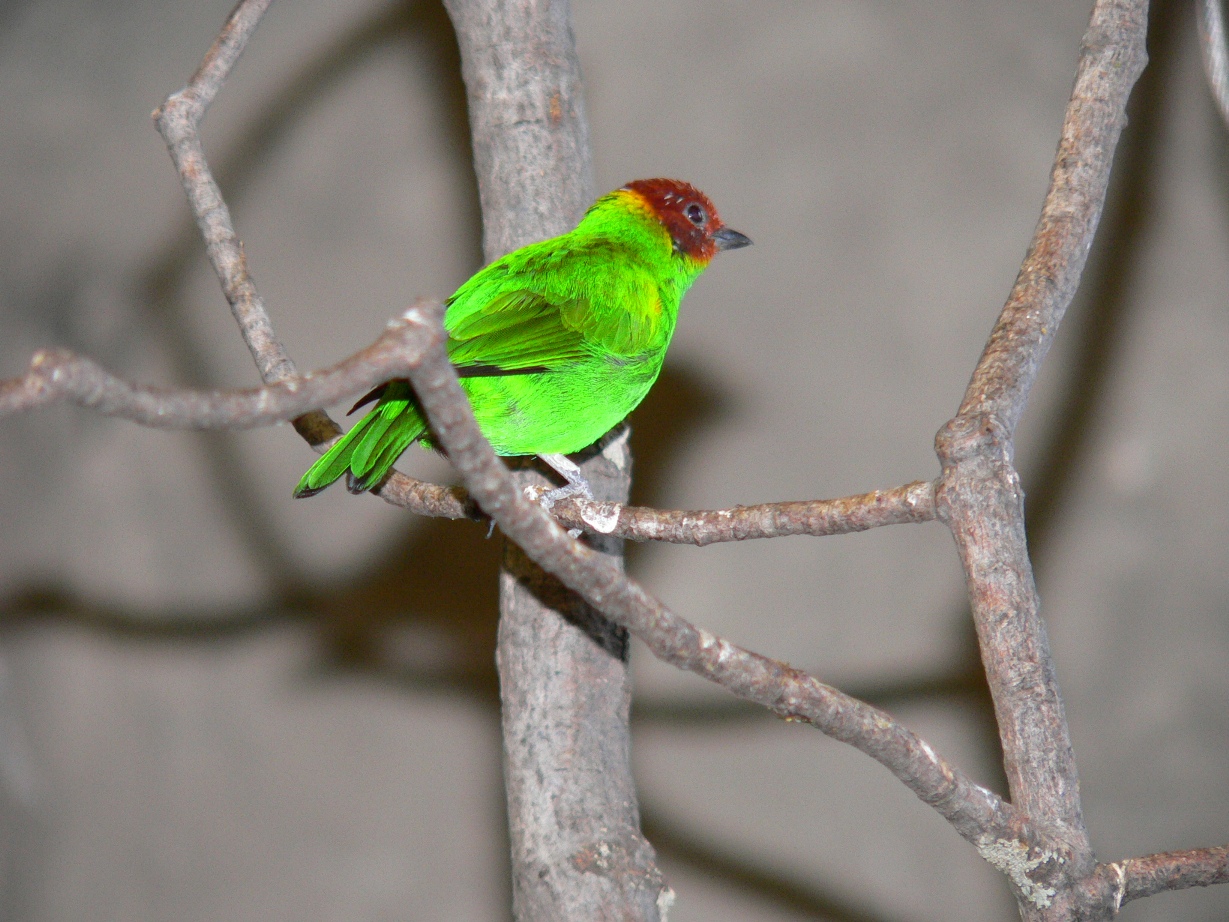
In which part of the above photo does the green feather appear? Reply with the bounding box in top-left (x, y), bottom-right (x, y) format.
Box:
top-left (350, 393), bottom-right (411, 476)
top-left (348, 418), bottom-right (423, 493)
top-left (292, 412), bottom-right (378, 498)
top-left (294, 382), bottom-right (424, 497)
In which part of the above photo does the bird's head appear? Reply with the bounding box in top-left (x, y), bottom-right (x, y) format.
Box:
top-left (620, 178), bottom-right (751, 264)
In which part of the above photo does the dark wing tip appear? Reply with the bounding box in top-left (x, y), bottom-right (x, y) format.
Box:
top-left (293, 478), bottom-right (329, 499)
top-left (348, 382), bottom-right (394, 416)
top-left (346, 470), bottom-right (391, 494)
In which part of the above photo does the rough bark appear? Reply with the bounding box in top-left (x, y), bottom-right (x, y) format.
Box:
top-left (498, 445), bottom-right (667, 920)
top-left (441, 0), bottom-right (666, 917)
top-left (934, 0), bottom-right (1151, 917)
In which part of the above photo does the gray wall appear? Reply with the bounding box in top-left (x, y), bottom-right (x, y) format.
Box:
top-left (0, 0), bottom-right (1225, 919)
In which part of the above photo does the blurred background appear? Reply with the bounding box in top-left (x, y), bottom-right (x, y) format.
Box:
top-left (1, 0), bottom-right (1227, 919)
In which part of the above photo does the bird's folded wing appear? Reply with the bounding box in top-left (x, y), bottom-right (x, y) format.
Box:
top-left (446, 290), bottom-right (591, 374)
top-left (446, 267), bottom-right (664, 375)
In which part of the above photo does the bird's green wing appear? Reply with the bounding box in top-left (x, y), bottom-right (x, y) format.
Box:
top-left (445, 251), bottom-right (666, 373)
top-left (446, 289), bottom-right (591, 373)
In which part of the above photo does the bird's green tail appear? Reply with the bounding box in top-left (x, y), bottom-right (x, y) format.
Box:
top-left (293, 382), bottom-right (427, 498)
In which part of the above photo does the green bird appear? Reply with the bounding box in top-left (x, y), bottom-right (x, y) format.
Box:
top-left (294, 178), bottom-right (750, 501)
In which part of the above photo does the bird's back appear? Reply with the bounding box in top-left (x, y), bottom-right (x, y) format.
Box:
top-left (443, 210), bottom-right (688, 455)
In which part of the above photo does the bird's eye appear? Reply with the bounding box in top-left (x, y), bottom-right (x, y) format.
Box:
top-left (684, 203), bottom-right (707, 226)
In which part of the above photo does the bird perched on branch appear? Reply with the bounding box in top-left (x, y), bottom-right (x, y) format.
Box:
top-left (294, 178), bottom-right (750, 502)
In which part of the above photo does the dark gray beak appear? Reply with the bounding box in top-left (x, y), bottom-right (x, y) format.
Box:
top-left (712, 227), bottom-right (752, 251)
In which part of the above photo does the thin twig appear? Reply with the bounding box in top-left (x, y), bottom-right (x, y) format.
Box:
top-left (374, 471), bottom-right (476, 521)
top-left (547, 480), bottom-right (936, 545)
top-left (955, 0), bottom-right (1150, 434)
top-left (151, 0), bottom-right (285, 383)
top-left (1084, 847), bottom-right (1229, 912)
top-left (395, 301), bottom-right (1026, 851)
top-left (151, 0), bottom-right (337, 446)
top-left (1114, 846), bottom-right (1229, 905)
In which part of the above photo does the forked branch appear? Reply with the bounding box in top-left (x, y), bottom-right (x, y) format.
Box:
top-left (391, 301), bottom-right (1026, 851)
top-left (934, 3), bottom-right (1150, 912)
top-left (0, 344), bottom-right (934, 539)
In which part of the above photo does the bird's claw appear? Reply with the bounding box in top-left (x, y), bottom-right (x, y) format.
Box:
top-left (522, 481), bottom-right (590, 538)
top-left (539, 480), bottom-right (594, 509)
top-left (524, 454), bottom-right (596, 537)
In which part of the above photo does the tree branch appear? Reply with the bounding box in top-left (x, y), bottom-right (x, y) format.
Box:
top-left (1077, 846), bottom-right (1229, 914)
top-left (934, 0), bottom-right (1150, 915)
top-left (548, 480), bottom-right (936, 545)
top-left (393, 301), bottom-right (1026, 853)
top-left (1102, 846), bottom-right (1229, 908)
top-left (0, 340), bottom-right (935, 539)
top-left (146, 0), bottom-right (482, 525)
top-left (954, 0), bottom-right (1150, 434)
top-left (151, 0), bottom-right (286, 384)
top-left (437, 0), bottom-right (667, 916)
top-left (0, 316), bottom-right (437, 429)
top-left (151, 0), bottom-right (336, 446)
top-left (3, 332), bottom-right (935, 548)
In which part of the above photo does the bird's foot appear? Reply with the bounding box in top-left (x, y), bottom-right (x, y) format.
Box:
top-left (539, 479), bottom-right (594, 509)
top-left (531, 453), bottom-right (595, 537)
top-left (536, 453), bottom-right (594, 505)
top-left (521, 483), bottom-right (587, 537)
